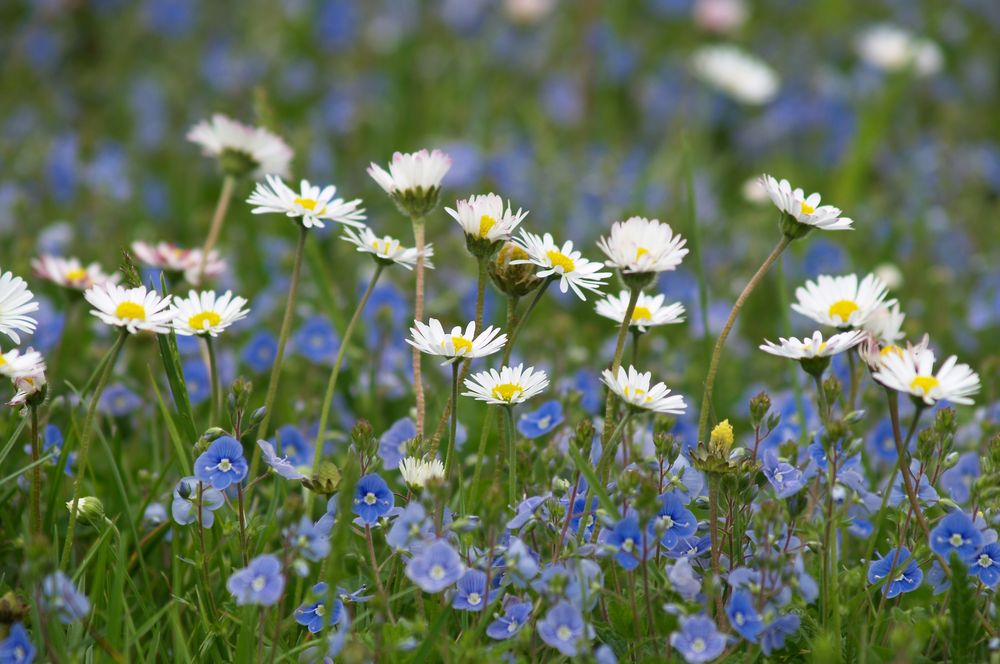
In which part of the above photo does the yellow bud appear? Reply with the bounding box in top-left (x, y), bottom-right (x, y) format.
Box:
top-left (709, 420), bottom-right (734, 458)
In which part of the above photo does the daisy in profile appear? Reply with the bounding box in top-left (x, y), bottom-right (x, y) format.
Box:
top-left (445, 193), bottom-right (528, 256)
top-left (342, 226), bottom-right (434, 270)
top-left (601, 365), bottom-right (687, 414)
top-left (247, 175), bottom-right (366, 230)
top-left (85, 283), bottom-right (173, 334)
top-left (595, 291), bottom-right (685, 332)
top-left (873, 345), bottom-right (980, 406)
top-left (596, 217), bottom-right (688, 276)
top-left (760, 175), bottom-right (853, 237)
top-left (0, 347), bottom-right (46, 378)
top-left (863, 302), bottom-right (905, 343)
top-left (170, 290), bottom-right (250, 337)
top-left (368, 149), bottom-right (452, 218)
top-left (32, 255), bottom-right (118, 291)
top-left (463, 364), bottom-right (549, 406)
top-left (187, 113), bottom-right (293, 178)
top-left (759, 330), bottom-right (865, 376)
top-left (0, 270), bottom-right (39, 344)
top-left (512, 230), bottom-right (611, 300)
top-left (792, 273), bottom-right (894, 329)
top-left (9, 368), bottom-right (47, 407)
top-left (131, 241), bottom-right (226, 285)
top-left (398, 456), bottom-right (446, 489)
top-left (406, 319), bottom-right (507, 365)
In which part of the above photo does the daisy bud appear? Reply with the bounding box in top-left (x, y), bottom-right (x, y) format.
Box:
top-left (488, 242), bottom-right (544, 298)
top-left (708, 420), bottom-right (734, 459)
top-left (66, 497), bottom-right (105, 525)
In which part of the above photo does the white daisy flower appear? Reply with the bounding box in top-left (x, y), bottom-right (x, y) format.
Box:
top-left (760, 175), bottom-right (854, 232)
top-left (0, 270), bottom-right (39, 344)
top-left (445, 193), bottom-right (528, 243)
top-left (170, 290), bottom-right (250, 337)
top-left (691, 44), bottom-right (779, 105)
top-left (759, 330), bottom-right (865, 361)
top-left (31, 255), bottom-right (119, 291)
top-left (858, 333), bottom-right (927, 371)
top-left (511, 230), bottom-right (611, 300)
top-left (0, 347), bottom-right (46, 379)
top-left (600, 365), bottom-right (687, 415)
top-left (596, 217), bottom-right (688, 275)
top-left (8, 368), bottom-right (46, 407)
top-left (463, 364), bottom-right (549, 406)
top-left (247, 175), bottom-right (366, 230)
top-left (342, 226), bottom-right (433, 270)
top-left (406, 319), bottom-right (507, 365)
top-left (595, 291), bottom-right (686, 332)
top-left (368, 149), bottom-right (452, 196)
top-left (791, 273), bottom-right (894, 329)
top-left (873, 345), bottom-right (980, 406)
top-left (863, 302), bottom-right (905, 343)
top-left (855, 24), bottom-right (943, 77)
top-left (131, 241), bottom-right (226, 285)
top-left (187, 113), bottom-right (293, 178)
top-left (398, 456), bottom-right (445, 489)
top-left (85, 283), bottom-right (173, 334)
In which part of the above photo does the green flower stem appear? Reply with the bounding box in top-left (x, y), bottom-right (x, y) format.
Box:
top-left (887, 392), bottom-right (933, 542)
top-left (813, 372), bottom-right (838, 634)
top-left (311, 263), bottom-right (384, 478)
top-left (251, 224), bottom-right (308, 477)
top-left (197, 481), bottom-right (219, 616)
top-left (61, 329), bottom-right (128, 569)
top-left (504, 405), bottom-right (517, 507)
top-left (600, 287), bottom-right (641, 470)
top-left (595, 410), bottom-right (635, 481)
top-left (196, 174), bottom-right (235, 284)
top-left (444, 362), bottom-right (461, 483)
top-left (411, 216), bottom-right (427, 438)
top-left (236, 482), bottom-right (249, 567)
top-left (29, 403), bottom-right (41, 535)
top-left (205, 335), bottom-right (221, 427)
top-left (503, 278), bottom-right (551, 364)
top-left (707, 472), bottom-right (724, 623)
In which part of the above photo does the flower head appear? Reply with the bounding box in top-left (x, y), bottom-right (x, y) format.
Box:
top-left (131, 241), bottom-right (225, 285)
top-left (759, 329), bottom-right (865, 376)
top-left (446, 193), bottom-right (528, 256)
top-left (597, 216), bottom-right (688, 276)
top-left (170, 289), bottom-right (249, 337)
top-left (342, 226), bottom-right (433, 270)
top-left (867, 547), bottom-right (922, 598)
top-left (194, 436), bottom-right (249, 490)
top-left (726, 589), bottom-right (764, 642)
top-left (595, 290), bottom-right (685, 333)
top-left (873, 345), bottom-right (980, 406)
top-left (398, 456), bottom-right (445, 489)
top-left (452, 569), bottom-right (496, 611)
top-left (41, 571), bottom-right (91, 624)
top-left (670, 615), bottom-right (726, 664)
top-left (187, 113), bottom-right (293, 178)
top-left (227, 554), bottom-right (285, 606)
top-left (294, 583), bottom-right (344, 634)
top-left (537, 601), bottom-right (587, 657)
top-left (652, 492), bottom-right (698, 549)
top-left (85, 283), bottom-right (173, 334)
top-left (171, 476), bottom-right (224, 527)
top-left (605, 515), bottom-right (647, 570)
top-left (406, 319), bottom-right (507, 365)
top-left (792, 273), bottom-right (893, 329)
top-left (969, 542), bottom-right (1000, 587)
top-left (405, 539), bottom-right (464, 593)
top-left (601, 365), bottom-right (686, 414)
top-left (929, 510), bottom-right (982, 559)
top-left (8, 365), bottom-right (47, 407)
top-left (512, 230), bottom-right (611, 300)
top-left (0, 622), bottom-right (35, 663)
top-left (248, 175), bottom-right (365, 230)
top-left (368, 149), bottom-right (451, 218)
top-left (32, 255), bottom-right (119, 291)
top-left (463, 364), bottom-right (549, 406)
top-left (517, 400), bottom-right (564, 438)
top-left (257, 439), bottom-right (306, 480)
top-left (486, 600), bottom-right (532, 640)
top-left (0, 348), bottom-right (45, 379)
top-left (761, 175), bottom-right (853, 236)
top-left (353, 474), bottom-right (394, 525)
top-left (855, 24), bottom-right (942, 77)
top-left (0, 271), bottom-right (39, 344)
top-left (691, 44), bottom-right (779, 105)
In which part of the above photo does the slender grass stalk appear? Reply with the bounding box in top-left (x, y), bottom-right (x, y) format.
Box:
top-left (444, 362), bottom-right (461, 483)
top-left (502, 278), bottom-right (552, 364)
top-left (236, 482), bottom-right (249, 566)
top-left (197, 174), bottom-right (235, 284)
top-left (29, 403), bottom-right (41, 535)
top-left (504, 405), bottom-right (517, 506)
top-left (411, 216), bottom-right (427, 438)
top-left (205, 335), bottom-right (221, 427)
top-left (61, 330), bottom-right (128, 569)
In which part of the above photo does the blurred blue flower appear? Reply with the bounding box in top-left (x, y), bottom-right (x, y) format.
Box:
top-left (0, 622), bottom-right (34, 663)
top-left (406, 539), bottom-right (464, 593)
top-left (605, 515), bottom-right (645, 571)
top-left (99, 383), bottom-right (142, 416)
top-left (182, 359), bottom-right (210, 406)
top-left (227, 554), bottom-right (285, 606)
top-left (295, 582), bottom-right (343, 634)
top-left (242, 330), bottom-right (278, 372)
top-left (292, 316), bottom-right (338, 366)
top-left (929, 510), bottom-right (981, 559)
top-left (41, 571), bottom-right (90, 624)
top-left (538, 601), bottom-right (586, 656)
top-left (969, 542), bottom-right (1000, 587)
top-left (273, 424), bottom-right (312, 466)
top-left (726, 589), bottom-right (764, 642)
top-left (287, 515), bottom-right (331, 562)
top-left (670, 615), bottom-right (726, 664)
top-left (760, 613), bottom-right (801, 656)
top-left (379, 418), bottom-right (416, 469)
top-left (257, 440), bottom-right (305, 480)
top-left (171, 476), bottom-right (224, 527)
top-left (517, 400), bottom-right (564, 438)
top-left (194, 436), bottom-right (248, 490)
top-left (762, 451), bottom-right (805, 498)
top-left (652, 493), bottom-right (698, 549)
top-left (486, 599), bottom-right (532, 640)
top-left (940, 452), bottom-right (979, 504)
top-left (386, 502), bottom-right (431, 551)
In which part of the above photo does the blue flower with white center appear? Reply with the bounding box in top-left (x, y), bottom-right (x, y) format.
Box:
top-left (378, 417), bottom-right (416, 469)
top-left (227, 554), bottom-right (285, 606)
top-left (517, 400), bottom-right (564, 438)
top-left (503, 537), bottom-right (540, 585)
top-left (665, 534), bottom-right (711, 560)
top-left (930, 510), bottom-right (982, 559)
top-left (760, 613), bottom-right (800, 656)
top-left (652, 492), bottom-right (697, 549)
top-left (452, 569), bottom-right (495, 611)
top-left (171, 476), bottom-right (224, 527)
top-left (670, 615), bottom-right (726, 664)
top-left (0, 623), bottom-right (35, 663)
top-left (888, 462), bottom-right (938, 507)
top-left (940, 452), bottom-right (979, 504)
top-left (386, 502), bottom-right (431, 551)
top-left (294, 583), bottom-right (344, 634)
top-left (257, 440), bottom-right (305, 480)
top-left (605, 515), bottom-right (645, 571)
top-left (662, 454), bottom-right (704, 503)
top-left (286, 515), bottom-right (331, 562)
top-left (538, 601), bottom-right (586, 657)
top-left (762, 451), bottom-right (805, 499)
top-left (292, 315), bottom-right (338, 365)
top-left (99, 383), bottom-right (142, 416)
top-left (867, 416), bottom-right (898, 463)
top-left (726, 589), bottom-right (764, 642)
top-left (194, 436), bottom-right (248, 490)
top-left (531, 560), bottom-right (603, 610)
top-left (867, 547), bottom-right (923, 598)
top-left (486, 600), bottom-right (532, 640)
top-left (242, 330), bottom-right (278, 372)
top-left (405, 539), bottom-right (464, 593)
top-left (182, 359), bottom-right (210, 405)
top-left (666, 557), bottom-right (701, 601)
top-left (41, 571), bottom-right (91, 624)
top-left (272, 424), bottom-right (312, 467)
top-left (352, 474), bottom-right (394, 525)
top-left (595, 644), bottom-right (618, 664)
top-left (969, 542), bottom-right (1000, 586)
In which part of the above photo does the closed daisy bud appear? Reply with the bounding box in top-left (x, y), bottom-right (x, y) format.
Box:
top-left (488, 242), bottom-right (544, 297)
top-left (66, 497), bottom-right (105, 525)
top-left (709, 420), bottom-right (734, 458)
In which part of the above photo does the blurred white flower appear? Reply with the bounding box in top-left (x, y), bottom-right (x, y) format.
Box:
top-left (0, 270), bottom-right (39, 344)
top-left (368, 150), bottom-right (451, 196)
top-left (693, 0), bottom-right (748, 34)
top-left (759, 329), bottom-right (865, 360)
top-left (691, 44), bottom-right (779, 105)
top-left (0, 347), bottom-right (46, 379)
top-left (398, 456), bottom-right (445, 489)
top-left (32, 255), bottom-right (119, 291)
top-left (131, 241), bottom-right (226, 286)
top-left (855, 24), bottom-right (943, 77)
top-left (187, 114), bottom-right (293, 178)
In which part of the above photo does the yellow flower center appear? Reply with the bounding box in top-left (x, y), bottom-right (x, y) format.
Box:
top-left (189, 311), bottom-right (222, 330)
top-left (65, 268), bottom-right (88, 282)
top-left (631, 306), bottom-right (652, 322)
top-left (115, 301), bottom-right (146, 320)
top-left (449, 336), bottom-right (473, 355)
top-left (910, 375), bottom-right (940, 394)
top-left (479, 215), bottom-right (497, 237)
top-left (828, 299), bottom-right (859, 323)
top-left (491, 383), bottom-right (523, 402)
top-left (880, 344), bottom-right (903, 358)
top-left (294, 197), bottom-right (320, 211)
top-left (635, 247), bottom-right (649, 259)
top-left (546, 250), bottom-right (575, 273)
top-left (800, 200), bottom-right (815, 215)
top-left (0, 355), bottom-right (6, 366)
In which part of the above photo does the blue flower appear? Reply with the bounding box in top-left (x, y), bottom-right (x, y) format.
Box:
top-left (0, 623), bottom-right (35, 663)
top-left (726, 589), bottom-right (764, 642)
top-left (940, 453), bottom-right (979, 504)
top-left (452, 569), bottom-right (495, 611)
top-left (652, 493), bottom-right (697, 549)
top-left (272, 425), bottom-right (312, 466)
top-left (929, 510), bottom-right (982, 559)
top-left (42, 424), bottom-right (74, 476)
top-left (517, 400), bottom-right (564, 438)
top-left (194, 436), bottom-right (248, 490)
top-left (287, 516), bottom-right (332, 562)
top-left (386, 502), bottom-right (431, 551)
top-left (99, 383), bottom-right (142, 416)
top-left (762, 451), bottom-right (805, 498)
top-left (352, 474), bottom-right (394, 525)
top-left (182, 359), bottom-right (210, 405)
top-left (867, 417), bottom-right (898, 462)
top-left (760, 613), bottom-right (800, 656)
top-left (666, 557), bottom-right (702, 601)
top-left (670, 615), bottom-right (726, 664)
top-left (294, 583), bottom-right (344, 634)
top-left (171, 476), bottom-right (224, 527)
top-left (503, 537), bottom-right (540, 585)
top-left (569, 369), bottom-right (602, 413)
top-left (507, 494), bottom-right (550, 530)
top-left (867, 547), bottom-right (923, 598)
top-left (969, 542), bottom-right (1000, 587)
top-left (227, 554), bottom-right (285, 606)
top-left (292, 316), bottom-right (338, 365)
top-left (257, 440), bottom-right (305, 480)
top-left (486, 600), bottom-right (532, 640)
top-left (538, 601), bottom-right (586, 657)
top-left (41, 571), bottom-right (90, 624)
top-left (406, 539), bottom-right (464, 593)
top-left (605, 515), bottom-right (646, 571)
top-left (662, 454), bottom-right (704, 503)
top-left (378, 418), bottom-right (416, 469)
top-left (242, 330), bottom-right (278, 372)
